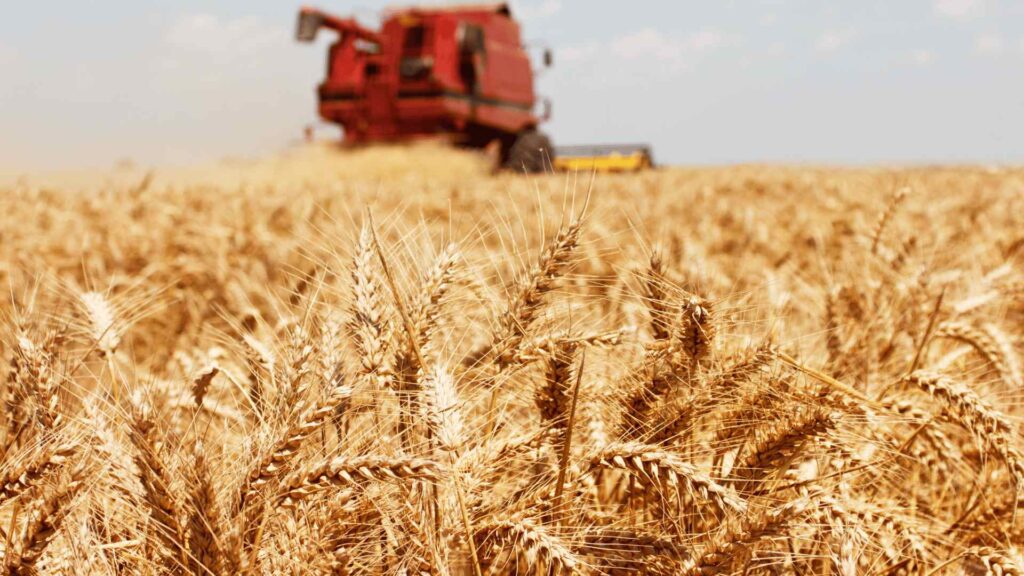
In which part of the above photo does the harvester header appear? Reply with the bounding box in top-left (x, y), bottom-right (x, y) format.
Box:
top-left (553, 144), bottom-right (654, 173)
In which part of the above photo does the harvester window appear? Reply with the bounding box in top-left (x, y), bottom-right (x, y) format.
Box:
top-left (458, 24), bottom-right (485, 93)
top-left (355, 39), bottom-right (380, 54)
top-left (404, 25), bottom-right (426, 51)
top-left (459, 24), bottom-right (485, 54)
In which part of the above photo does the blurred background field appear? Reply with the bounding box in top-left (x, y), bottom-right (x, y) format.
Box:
top-left (3, 143), bottom-right (1021, 366)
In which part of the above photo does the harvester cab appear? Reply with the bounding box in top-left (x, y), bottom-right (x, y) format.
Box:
top-left (296, 3), bottom-right (652, 173)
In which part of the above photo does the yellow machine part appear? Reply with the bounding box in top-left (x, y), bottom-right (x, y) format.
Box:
top-left (552, 150), bottom-right (652, 173)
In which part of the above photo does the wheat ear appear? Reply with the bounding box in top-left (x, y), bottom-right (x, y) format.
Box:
top-left (239, 385), bottom-right (352, 510)
top-left (817, 494), bottom-right (927, 569)
top-left (589, 443), bottom-right (747, 514)
top-left (241, 333), bottom-right (274, 418)
top-left (1, 442), bottom-right (76, 503)
top-left (422, 365), bottom-right (465, 453)
top-left (191, 364), bottom-right (219, 408)
top-left (188, 441), bottom-right (226, 576)
top-left (870, 186), bottom-right (909, 255)
top-left (933, 320), bottom-right (1023, 389)
top-left (9, 457), bottom-right (89, 573)
top-left (681, 495), bottom-right (815, 576)
top-left (394, 246), bottom-right (461, 450)
top-left (10, 334), bottom-right (63, 435)
top-left (350, 220), bottom-right (393, 391)
top-left (734, 408), bottom-right (835, 487)
top-left (963, 546), bottom-right (1024, 576)
top-left (129, 405), bottom-right (189, 569)
top-left (277, 455), bottom-right (441, 505)
top-left (674, 295), bottom-right (716, 369)
top-left (902, 371), bottom-right (1024, 488)
top-left (643, 247), bottom-right (673, 341)
top-left (475, 517), bottom-right (578, 575)
top-left (492, 208), bottom-right (586, 370)
top-left (535, 340), bottom-right (579, 434)
top-left (399, 242), bottom-right (461, 377)
top-left (78, 291), bottom-right (120, 358)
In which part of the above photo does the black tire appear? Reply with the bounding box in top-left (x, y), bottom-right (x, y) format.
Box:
top-left (502, 129), bottom-right (553, 173)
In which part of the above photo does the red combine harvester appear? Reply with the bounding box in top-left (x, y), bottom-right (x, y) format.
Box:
top-left (296, 3), bottom-right (554, 172)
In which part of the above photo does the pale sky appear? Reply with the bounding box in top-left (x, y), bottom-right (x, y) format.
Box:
top-left (3, 0), bottom-right (1024, 170)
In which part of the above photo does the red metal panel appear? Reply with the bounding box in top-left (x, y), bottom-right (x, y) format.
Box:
top-left (310, 4), bottom-right (540, 144)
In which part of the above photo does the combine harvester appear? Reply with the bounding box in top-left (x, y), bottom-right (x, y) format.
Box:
top-left (296, 3), bottom-right (652, 173)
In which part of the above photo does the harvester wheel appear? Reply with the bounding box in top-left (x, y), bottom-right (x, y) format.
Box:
top-left (503, 130), bottom-right (553, 173)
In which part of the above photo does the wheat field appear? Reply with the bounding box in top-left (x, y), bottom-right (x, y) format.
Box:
top-left (1, 144), bottom-right (1023, 575)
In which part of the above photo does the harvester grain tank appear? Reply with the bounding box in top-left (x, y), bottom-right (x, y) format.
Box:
top-left (296, 3), bottom-right (652, 172)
